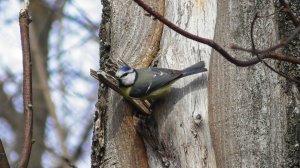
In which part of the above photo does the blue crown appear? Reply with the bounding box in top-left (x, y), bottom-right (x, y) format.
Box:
top-left (119, 66), bottom-right (131, 71)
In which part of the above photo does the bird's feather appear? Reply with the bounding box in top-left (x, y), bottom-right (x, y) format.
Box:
top-left (180, 61), bottom-right (207, 77)
top-left (129, 68), bottom-right (181, 98)
top-left (125, 61), bottom-right (207, 98)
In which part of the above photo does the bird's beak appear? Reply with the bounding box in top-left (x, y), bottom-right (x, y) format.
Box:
top-left (115, 72), bottom-right (121, 79)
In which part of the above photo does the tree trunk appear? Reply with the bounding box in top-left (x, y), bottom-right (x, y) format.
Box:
top-left (209, 0), bottom-right (299, 167)
top-left (92, 0), bottom-right (164, 167)
top-left (92, 0), bottom-right (300, 167)
top-left (150, 0), bottom-right (217, 167)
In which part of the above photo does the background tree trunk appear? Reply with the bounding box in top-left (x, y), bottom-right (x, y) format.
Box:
top-left (92, 0), bottom-right (300, 167)
top-left (209, 0), bottom-right (299, 167)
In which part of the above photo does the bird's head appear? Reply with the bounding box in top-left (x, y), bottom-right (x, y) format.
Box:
top-left (115, 66), bottom-right (136, 87)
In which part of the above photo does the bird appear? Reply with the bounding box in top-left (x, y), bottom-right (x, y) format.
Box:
top-left (115, 61), bottom-right (207, 99)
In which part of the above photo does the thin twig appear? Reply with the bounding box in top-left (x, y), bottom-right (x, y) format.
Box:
top-left (250, 13), bottom-right (259, 56)
top-left (68, 0), bottom-right (99, 31)
top-left (257, 6), bottom-right (284, 18)
top-left (133, 0), bottom-right (300, 66)
top-left (279, 0), bottom-right (300, 26)
top-left (0, 139), bottom-right (10, 168)
top-left (231, 25), bottom-right (300, 55)
top-left (63, 158), bottom-right (77, 168)
top-left (250, 13), bottom-right (300, 84)
top-left (19, 9), bottom-right (33, 168)
top-left (266, 53), bottom-right (300, 64)
top-left (261, 60), bottom-right (300, 84)
top-left (232, 0), bottom-right (300, 54)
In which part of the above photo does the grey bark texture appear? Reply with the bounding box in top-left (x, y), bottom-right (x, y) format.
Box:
top-left (151, 0), bottom-right (217, 167)
top-left (209, 0), bottom-right (300, 167)
top-left (92, 0), bottom-right (164, 167)
top-left (92, 0), bottom-right (300, 167)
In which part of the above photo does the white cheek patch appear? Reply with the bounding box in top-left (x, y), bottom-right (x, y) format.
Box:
top-left (121, 72), bottom-right (136, 86)
top-left (116, 67), bottom-right (134, 78)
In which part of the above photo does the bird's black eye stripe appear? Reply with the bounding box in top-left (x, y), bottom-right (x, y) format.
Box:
top-left (121, 73), bottom-right (128, 78)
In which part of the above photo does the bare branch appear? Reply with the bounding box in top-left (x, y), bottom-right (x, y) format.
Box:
top-left (250, 13), bottom-right (300, 84)
top-left (231, 25), bottom-right (300, 55)
top-left (264, 24), bottom-right (300, 52)
top-left (279, 0), bottom-right (300, 26)
top-left (265, 53), bottom-right (300, 64)
top-left (68, 1), bottom-right (99, 31)
top-left (62, 158), bottom-right (77, 168)
top-left (18, 9), bottom-right (33, 168)
top-left (257, 6), bottom-right (284, 18)
top-left (132, 0), bottom-right (300, 66)
top-left (0, 139), bottom-right (10, 168)
top-left (40, 0), bottom-right (98, 37)
top-left (250, 13), bottom-right (258, 56)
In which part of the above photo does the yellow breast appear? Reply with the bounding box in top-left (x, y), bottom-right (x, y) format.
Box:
top-left (142, 84), bottom-right (172, 99)
top-left (120, 84), bottom-right (172, 100)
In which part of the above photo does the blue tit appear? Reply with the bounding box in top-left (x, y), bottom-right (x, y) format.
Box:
top-left (115, 61), bottom-right (207, 99)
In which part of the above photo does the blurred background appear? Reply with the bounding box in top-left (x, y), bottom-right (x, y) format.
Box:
top-left (0, 0), bottom-right (101, 167)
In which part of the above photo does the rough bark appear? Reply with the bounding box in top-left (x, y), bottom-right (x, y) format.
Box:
top-left (209, 0), bottom-right (299, 167)
top-left (93, 0), bottom-right (217, 167)
top-left (93, 0), bottom-right (299, 167)
top-left (151, 0), bottom-right (217, 167)
top-left (92, 0), bottom-right (164, 167)
top-left (277, 0), bottom-right (300, 166)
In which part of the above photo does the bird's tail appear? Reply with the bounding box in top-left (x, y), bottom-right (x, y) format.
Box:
top-left (180, 61), bottom-right (207, 77)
